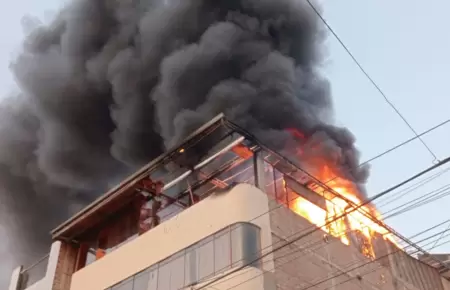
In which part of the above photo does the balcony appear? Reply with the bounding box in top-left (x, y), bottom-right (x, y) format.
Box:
top-left (69, 183), bottom-right (276, 290)
top-left (47, 114), bottom-right (337, 289)
top-left (9, 242), bottom-right (61, 290)
top-left (18, 254), bottom-right (49, 290)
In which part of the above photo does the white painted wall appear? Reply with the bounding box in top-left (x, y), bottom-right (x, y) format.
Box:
top-left (442, 278), bottom-right (450, 290)
top-left (190, 267), bottom-right (276, 290)
top-left (8, 266), bottom-right (22, 290)
top-left (71, 184), bottom-right (274, 290)
top-left (9, 241), bottom-right (61, 290)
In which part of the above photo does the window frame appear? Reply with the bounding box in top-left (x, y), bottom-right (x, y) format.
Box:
top-left (105, 222), bottom-right (262, 290)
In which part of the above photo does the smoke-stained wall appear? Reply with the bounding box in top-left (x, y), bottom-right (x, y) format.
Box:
top-left (0, 0), bottom-right (369, 285)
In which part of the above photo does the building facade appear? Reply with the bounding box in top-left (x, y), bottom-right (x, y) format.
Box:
top-left (8, 115), bottom-right (450, 290)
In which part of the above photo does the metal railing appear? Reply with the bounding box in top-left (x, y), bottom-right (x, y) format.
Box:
top-left (19, 254), bottom-right (49, 290)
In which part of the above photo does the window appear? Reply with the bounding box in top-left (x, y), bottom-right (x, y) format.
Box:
top-left (147, 266), bottom-right (158, 290)
top-left (197, 236), bottom-right (214, 280)
top-left (106, 223), bottom-right (261, 290)
top-left (231, 223), bottom-right (261, 268)
top-left (111, 277), bottom-right (133, 290)
top-left (214, 230), bottom-right (231, 274)
top-left (133, 270), bottom-right (150, 290)
top-left (184, 245), bottom-right (197, 287)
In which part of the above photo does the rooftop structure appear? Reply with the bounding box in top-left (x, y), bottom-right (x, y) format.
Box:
top-left (8, 114), bottom-right (450, 290)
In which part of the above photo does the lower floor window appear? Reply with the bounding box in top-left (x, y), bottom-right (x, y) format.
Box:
top-left (107, 222), bottom-right (261, 290)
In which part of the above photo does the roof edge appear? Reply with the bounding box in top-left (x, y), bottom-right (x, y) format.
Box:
top-left (51, 113), bottom-right (226, 239)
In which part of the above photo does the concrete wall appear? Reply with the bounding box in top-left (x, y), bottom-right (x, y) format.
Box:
top-left (8, 266), bottom-right (22, 290)
top-left (9, 242), bottom-right (62, 290)
top-left (389, 247), bottom-right (444, 290)
top-left (269, 200), bottom-right (444, 290)
top-left (441, 278), bottom-right (450, 290)
top-left (70, 183), bottom-right (275, 290)
top-left (52, 242), bottom-right (78, 290)
top-left (192, 267), bottom-right (276, 290)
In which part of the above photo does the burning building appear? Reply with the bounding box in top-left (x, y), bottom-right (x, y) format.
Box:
top-left (8, 116), bottom-right (450, 290)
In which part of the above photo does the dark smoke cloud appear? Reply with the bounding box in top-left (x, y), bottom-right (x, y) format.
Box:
top-left (0, 0), bottom-right (369, 285)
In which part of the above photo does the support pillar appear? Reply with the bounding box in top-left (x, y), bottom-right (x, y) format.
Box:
top-left (253, 151), bottom-right (266, 191)
top-left (8, 266), bottom-right (22, 290)
top-left (52, 241), bottom-right (78, 290)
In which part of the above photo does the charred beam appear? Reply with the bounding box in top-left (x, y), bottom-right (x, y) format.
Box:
top-left (163, 156), bottom-right (246, 209)
top-left (284, 175), bottom-right (327, 210)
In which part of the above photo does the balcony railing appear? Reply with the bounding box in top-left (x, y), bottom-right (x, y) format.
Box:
top-left (19, 254), bottom-right (49, 290)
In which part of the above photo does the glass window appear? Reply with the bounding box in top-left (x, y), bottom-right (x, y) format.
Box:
top-left (86, 248), bottom-right (96, 266)
top-left (274, 169), bottom-right (287, 205)
top-left (197, 236), bottom-right (214, 281)
top-left (147, 266), bottom-right (158, 290)
top-left (184, 245), bottom-right (198, 286)
top-left (107, 222), bottom-right (261, 290)
top-left (157, 260), bottom-right (171, 290)
top-left (111, 277), bottom-right (133, 290)
top-left (170, 251), bottom-right (185, 290)
top-left (242, 224), bottom-right (261, 268)
top-left (231, 225), bottom-right (244, 267)
top-left (133, 269), bottom-right (149, 290)
top-left (214, 228), bottom-right (231, 274)
top-left (231, 224), bottom-right (261, 268)
top-left (263, 161), bottom-right (277, 200)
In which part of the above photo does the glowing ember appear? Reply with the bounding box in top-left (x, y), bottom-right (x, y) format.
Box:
top-left (285, 129), bottom-right (401, 258)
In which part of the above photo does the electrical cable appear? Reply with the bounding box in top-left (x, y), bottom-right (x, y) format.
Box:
top-left (190, 201), bottom-right (450, 290)
top-left (190, 162), bottom-right (450, 288)
top-left (303, 224), bottom-right (450, 287)
top-left (319, 228), bottom-right (450, 290)
top-left (298, 225), bottom-right (450, 290)
top-left (320, 118), bottom-right (450, 189)
top-left (383, 184), bottom-right (450, 219)
top-left (220, 118), bottom-right (450, 245)
top-left (383, 183), bottom-right (450, 216)
top-left (165, 119), bottom-right (450, 289)
top-left (192, 156), bottom-right (450, 290)
top-left (431, 222), bottom-right (450, 250)
top-left (375, 166), bottom-right (450, 209)
top-left (219, 217), bottom-right (450, 290)
top-left (304, 0), bottom-right (440, 162)
top-left (386, 190), bottom-right (450, 219)
top-left (258, 214), bottom-right (450, 289)
top-left (184, 155), bottom-right (450, 289)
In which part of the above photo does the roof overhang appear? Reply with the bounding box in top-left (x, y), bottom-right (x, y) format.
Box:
top-left (51, 113), bottom-right (232, 241)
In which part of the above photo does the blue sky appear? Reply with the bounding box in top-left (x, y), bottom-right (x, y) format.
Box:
top-left (0, 0), bottom-right (449, 256)
top-left (320, 0), bottom-right (450, 252)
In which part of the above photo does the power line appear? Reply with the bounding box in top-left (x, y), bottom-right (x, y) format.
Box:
top-left (431, 223), bottom-right (450, 249)
top-left (214, 158), bottom-right (449, 289)
top-left (383, 183), bottom-right (450, 219)
top-left (321, 118), bottom-right (450, 188)
top-left (376, 167), bottom-right (450, 209)
top-left (172, 119), bottom-right (450, 289)
top-left (193, 155), bottom-right (450, 290)
top-left (185, 142), bottom-right (450, 289)
top-left (360, 119), bottom-right (450, 167)
top-left (319, 226), bottom-right (450, 290)
top-left (296, 224), bottom-right (450, 290)
top-left (305, 0), bottom-right (440, 162)
top-left (220, 216), bottom-right (450, 290)
top-left (192, 195), bottom-right (450, 290)
top-left (219, 204), bottom-right (450, 289)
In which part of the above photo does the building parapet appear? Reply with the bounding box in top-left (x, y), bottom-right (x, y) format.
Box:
top-left (10, 242), bottom-right (61, 290)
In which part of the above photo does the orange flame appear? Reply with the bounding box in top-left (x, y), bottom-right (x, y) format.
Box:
top-left (285, 129), bottom-right (401, 258)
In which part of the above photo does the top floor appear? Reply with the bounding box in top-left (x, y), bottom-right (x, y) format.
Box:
top-left (9, 114), bottom-right (295, 290)
top-left (9, 114), bottom-right (450, 290)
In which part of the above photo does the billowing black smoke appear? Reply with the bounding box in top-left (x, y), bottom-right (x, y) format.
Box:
top-left (0, 0), bottom-right (369, 285)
